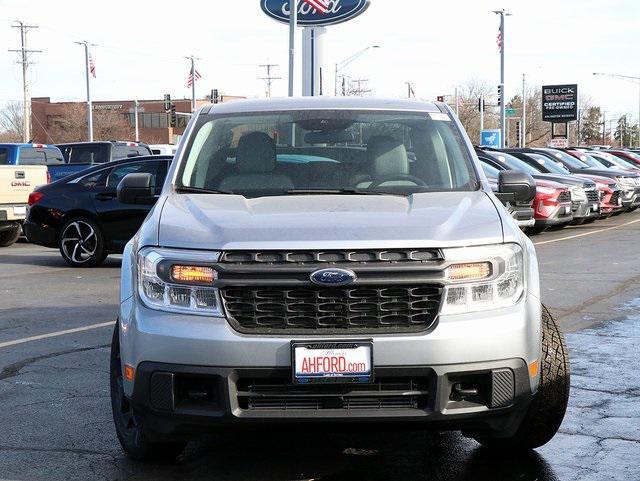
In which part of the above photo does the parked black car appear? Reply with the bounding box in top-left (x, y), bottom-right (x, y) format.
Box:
top-left (24, 155), bottom-right (172, 267)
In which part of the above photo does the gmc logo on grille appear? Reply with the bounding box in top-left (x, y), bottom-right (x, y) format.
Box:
top-left (11, 180), bottom-right (31, 187)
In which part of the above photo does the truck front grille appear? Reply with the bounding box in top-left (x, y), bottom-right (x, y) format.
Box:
top-left (557, 191), bottom-right (571, 203)
top-left (237, 376), bottom-right (430, 411)
top-left (220, 285), bottom-right (442, 334)
top-left (585, 189), bottom-right (600, 202)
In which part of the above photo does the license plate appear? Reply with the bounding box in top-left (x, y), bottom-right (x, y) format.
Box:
top-left (592, 203), bottom-right (599, 212)
top-left (563, 205), bottom-right (571, 215)
top-left (292, 341), bottom-right (373, 384)
top-left (13, 206), bottom-right (26, 217)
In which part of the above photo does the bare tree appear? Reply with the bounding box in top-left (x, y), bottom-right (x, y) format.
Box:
top-left (49, 104), bottom-right (133, 143)
top-left (456, 80), bottom-right (499, 144)
top-left (0, 101), bottom-right (24, 141)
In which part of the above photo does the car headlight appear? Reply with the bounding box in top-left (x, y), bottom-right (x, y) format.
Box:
top-left (137, 247), bottom-right (223, 316)
top-left (617, 177), bottom-right (634, 188)
top-left (569, 186), bottom-right (587, 201)
top-left (441, 244), bottom-right (525, 315)
top-left (536, 186), bottom-right (557, 195)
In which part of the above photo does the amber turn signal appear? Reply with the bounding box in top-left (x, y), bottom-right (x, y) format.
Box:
top-left (446, 262), bottom-right (492, 281)
top-left (529, 360), bottom-right (539, 378)
top-left (124, 364), bottom-right (135, 381)
top-left (171, 265), bottom-right (216, 284)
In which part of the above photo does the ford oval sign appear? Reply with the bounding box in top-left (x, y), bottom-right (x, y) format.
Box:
top-left (310, 268), bottom-right (357, 286)
top-left (261, 0), bottom-right (370, 27)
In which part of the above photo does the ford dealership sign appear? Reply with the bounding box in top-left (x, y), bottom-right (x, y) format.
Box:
top-left (261, 0), bottom-right (370, 26)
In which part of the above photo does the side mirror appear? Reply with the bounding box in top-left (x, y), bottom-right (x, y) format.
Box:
top-left (117, 173), bottom-right (155, 205)
top-left (497, 170), bottom-right (536, 204)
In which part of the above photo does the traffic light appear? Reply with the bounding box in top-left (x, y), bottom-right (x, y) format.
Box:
top-left (212, 89), bottom-right (220, 104)
top-left (516, 120), bottom-right (523, 147)
top-left (478, 97), bottom-right (484, 112)
top-left (169, 104), bottom-right (177, 128)
top-left (437, 95), bottom-right (445, 102)
top-left (497, 84), bottom-right (503, 106)
top-left (163, 94), bottom-right (171, 112)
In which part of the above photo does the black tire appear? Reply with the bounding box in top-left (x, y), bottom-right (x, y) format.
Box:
top-left (0, 224), bottom-right (21, 247)
top-left (473, 304), bottom-right (570, 451)
top-left (525, 225), bottom-right (547, 236)
top-left (110, 324), bottom-right (186, 461)
top-left (58, 217), bottom-right (107, 267)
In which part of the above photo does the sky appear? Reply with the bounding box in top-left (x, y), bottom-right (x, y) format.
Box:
top-left (1, 0), bottom-right (639, 121)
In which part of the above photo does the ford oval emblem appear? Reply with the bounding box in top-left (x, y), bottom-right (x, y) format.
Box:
top-left (310, 268), bottom-right (357, 286)
top-left (261, 0), bottom-right (371, 27)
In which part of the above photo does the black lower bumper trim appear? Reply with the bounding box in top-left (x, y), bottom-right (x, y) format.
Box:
top-left (129, 360), bottom-right (533, 441)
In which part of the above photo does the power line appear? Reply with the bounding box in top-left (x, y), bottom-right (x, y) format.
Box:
top-left (9, 21), bottom-right (41, 142)
top-left (258, 63), bottom-right (281, 98)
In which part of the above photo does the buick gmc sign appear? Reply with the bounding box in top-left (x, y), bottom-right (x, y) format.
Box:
top-left (261, 0), bottom-right (371, 26)
top-left (542, 84), bottom-right (578, 122)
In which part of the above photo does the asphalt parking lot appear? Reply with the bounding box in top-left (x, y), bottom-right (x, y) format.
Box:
top-left (1, 214), bottom-right (640, 481)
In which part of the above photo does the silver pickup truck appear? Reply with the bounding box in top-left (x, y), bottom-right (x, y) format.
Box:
top-left (0, 165), bottom-right (48, 247)
top-left (110, 97), bottom-right (570, 460)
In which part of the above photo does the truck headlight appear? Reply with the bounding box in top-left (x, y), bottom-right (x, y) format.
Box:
top-left (441, 244), bottom-right (524, 314)
top-left (137, 247), bottom-right (222, 316)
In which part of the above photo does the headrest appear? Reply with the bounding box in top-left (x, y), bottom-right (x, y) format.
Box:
top-left (367, 136), bottom-right (409, 177)
top-left (236, 132), bottom-right (276, 174)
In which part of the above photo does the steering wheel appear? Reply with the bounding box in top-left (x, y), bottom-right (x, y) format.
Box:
top-left (368, 174), bottom-right (427, 189)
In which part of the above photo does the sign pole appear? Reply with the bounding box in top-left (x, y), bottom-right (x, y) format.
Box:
top-left (479, 94), bottom-right (484, 142)
top-left (288, 0), bottom-right (298, 97)
top-left (522, 73), bottom-right (526, 147)
top-left (499, 12), bottom-right (506, 148)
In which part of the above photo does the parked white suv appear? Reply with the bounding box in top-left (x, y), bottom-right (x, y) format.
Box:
top-left (111, 97), bottom-right (570, 460)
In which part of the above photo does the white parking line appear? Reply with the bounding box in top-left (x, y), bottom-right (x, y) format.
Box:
top-left (534, 217), bottom-right (640, 246)
top-left (0, 321), bottom-right (115, 349)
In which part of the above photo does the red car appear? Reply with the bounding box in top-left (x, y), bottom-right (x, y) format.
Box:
top-left (527, 179), bottom-right (573, 235)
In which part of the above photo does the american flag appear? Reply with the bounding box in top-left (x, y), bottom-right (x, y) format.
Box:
top-left (89, 54), bottom-right (96, 78)
top-left (302, 0), bottom-right (329, 14)
top-left (186, 69), bottom-right (202, 88)
top-left (497, 29), bottom-right (503, 53)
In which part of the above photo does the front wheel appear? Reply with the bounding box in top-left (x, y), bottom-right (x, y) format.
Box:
top-left (110, 324), bottom-right (186, 461)
top-left (0, 224), bottom-right (21, 247)
top-left (58, 217), bottom-right (107, 267)
top-left (473, 304), bottom-right (570, 450)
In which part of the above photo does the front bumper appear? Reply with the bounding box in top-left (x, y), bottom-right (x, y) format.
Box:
top-left (129, 359), bottom-right (533, 440)
top-left (571, 199), bottom-right (601, 220)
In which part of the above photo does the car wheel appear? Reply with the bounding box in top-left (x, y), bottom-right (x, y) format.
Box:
top-left (58, 217), bottom-right (107, 267)
top-left (525, 225), bottom-right (547, 236)
top-left (0, 224), bottom-right (21, 248)
top-left (472, 304), bottom-right (570, 451)
top-left (110, 324), bottom-right (186, 461)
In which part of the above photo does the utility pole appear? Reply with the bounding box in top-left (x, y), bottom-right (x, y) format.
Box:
top-left (134, 100), bottom-right (140, 142)
top-left (454, 86), bottom-right (459, 117)
top-left (405, 81), bottom-right (415, 99)
top-left (288, 0), bottom-right (298, 96)
top-left (602, 111), bottom-right (607, 145)
top-left (74, 40), bottom-right (96, 142)
top-left (479, 94), bottom-right (485, 138)
top-left (9, 21), bottom-right (41, 143)
top-left (494, 9), bottom-right (511, 148)
top-left (521, 73), bottom-right (526, 147)
top-left (185, 55), bottom-right (200, 113)
top-left (259, 63), bottom-right (281, 98)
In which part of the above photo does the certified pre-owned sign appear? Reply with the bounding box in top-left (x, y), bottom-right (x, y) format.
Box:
top-left (261, 0), bottom-right (370, 27)
top-left (542, 84), bottom-right (578, 122)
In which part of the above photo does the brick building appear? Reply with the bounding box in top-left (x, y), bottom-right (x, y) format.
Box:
top-left (31, 95), bottom-right (245, 145)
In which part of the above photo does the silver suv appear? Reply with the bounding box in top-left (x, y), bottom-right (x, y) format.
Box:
top-left (110, 97), bottom-right (570, 460)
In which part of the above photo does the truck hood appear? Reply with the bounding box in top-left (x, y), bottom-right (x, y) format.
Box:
top-left (157, 191), bottom-right (504, 250)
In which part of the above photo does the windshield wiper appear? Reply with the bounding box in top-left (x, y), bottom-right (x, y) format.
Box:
top-left (175, 185), bottom-right (236, 195)
top-left (286, 189), bottom-right (408, 197)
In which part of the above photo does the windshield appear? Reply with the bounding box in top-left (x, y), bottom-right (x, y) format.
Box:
top-left (0, 147), bottom-right (8, 164)
top-left (522, 153), bottom-right (570, 174)
top-left (493, 152), bottom-right (541, 175)
top-left (580, 154), bottom-right (610, 169)
top-left (606, 155), bottom-right (637, 170)
top-left (538, 148), bottom-right (589, 169)
top-left (480, 160), bottom-right (500, 179)
top-left (178, 110), bottom-right (477, 197)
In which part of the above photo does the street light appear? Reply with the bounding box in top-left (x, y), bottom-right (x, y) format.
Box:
top-left (334, 45), bottom-right (380, 96)
top-left (593, 72), bottom-right (640, 148)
